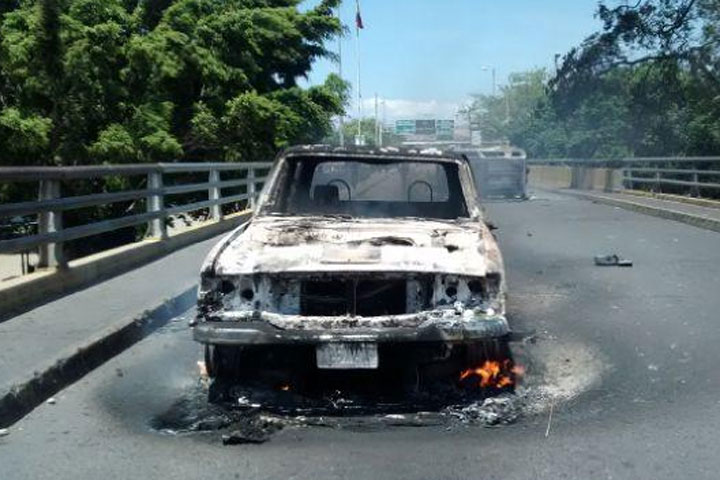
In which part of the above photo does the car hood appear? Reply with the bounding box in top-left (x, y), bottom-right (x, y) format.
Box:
top-left (211, 215), bottom-right (499, 276)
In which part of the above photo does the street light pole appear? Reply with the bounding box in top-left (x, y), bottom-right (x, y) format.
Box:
top-left (381, 99), bottom-right (386, 146)
top-left (505, 92), bottom-right (510, 124)
top-left (492, 67), bottom-right (496, 96)
top-left (482, 65), bottom-right (496, 96)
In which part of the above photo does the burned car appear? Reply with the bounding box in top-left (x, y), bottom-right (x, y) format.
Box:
top-left (194, 146), bottom-right (511, 385)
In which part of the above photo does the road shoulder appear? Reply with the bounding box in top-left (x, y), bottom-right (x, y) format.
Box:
top-left (545, 189), bottom-right (720, 233)
top-left (0, 236), bottom-right (219, 427)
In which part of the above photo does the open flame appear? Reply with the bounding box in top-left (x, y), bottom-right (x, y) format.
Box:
top-left (197, 360), bottom-right (208, 379)
top-left (460, 359), bottom-right (525, 389)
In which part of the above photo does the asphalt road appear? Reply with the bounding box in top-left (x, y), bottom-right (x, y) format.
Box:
top-left (3, 191), bottom-right (720, 480)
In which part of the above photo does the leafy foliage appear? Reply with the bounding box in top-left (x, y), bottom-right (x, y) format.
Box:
top-left (473, 0), bottom-right (720, 159)
top-left (0, 0), bottom-right (348, 257)
top-left (326, 117), bottom-right (403, 148)
top-left (0, 0), bottom-right (348, 166)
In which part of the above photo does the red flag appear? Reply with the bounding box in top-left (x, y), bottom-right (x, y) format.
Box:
top-left (356, 0), bottom-right (364, 29)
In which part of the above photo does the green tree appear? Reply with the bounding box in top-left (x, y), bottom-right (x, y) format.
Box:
top-left (468, 69), bottom-right (550, 146)
top-left (0, 0), bottom-right (347, 166)
top-left (0, 0), bottom-right (349, 256)
top-left (328, 117), bottom-right (401, 147)
top-left (479, 1), bottom-right (720, 159)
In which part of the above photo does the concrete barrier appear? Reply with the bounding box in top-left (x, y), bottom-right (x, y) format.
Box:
top-left (529, 165), bottom-right (622, 192)
top-left (528, 165), bottom-right (572, 189)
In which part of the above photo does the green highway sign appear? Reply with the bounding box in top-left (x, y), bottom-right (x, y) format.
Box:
top-left (395, 119), bottom-right (455, 137)
top-left (436, 119), bottom-right (455, 134)
top-left (415, 120), bottom-right (436, 135)
top-left (395, 120), bottom-right (416, 134)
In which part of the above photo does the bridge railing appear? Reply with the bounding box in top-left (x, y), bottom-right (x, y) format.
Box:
top-left (528, 157), bottom-right (720, 197)
top-left (0, 162), bottom-right (272, 269)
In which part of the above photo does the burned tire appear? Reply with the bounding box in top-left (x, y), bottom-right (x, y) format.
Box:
top-left (465, 337), bottom-right (512, 366)
top-left (205, 346), bottom-right (245, 404)
top-left (204, 345), bottom-right (243, 379)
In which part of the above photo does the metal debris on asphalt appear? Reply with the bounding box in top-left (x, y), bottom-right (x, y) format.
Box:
top-left (545, 402), bottom-right (554, 438)
top-left (221, 430), bottom-right (269, 445)
top-left (443, 395), bottom-right (519, 426)
top-left (594, 254), bottom-right (633, 267)
top-left (221, 415), bottom-right (284, 445)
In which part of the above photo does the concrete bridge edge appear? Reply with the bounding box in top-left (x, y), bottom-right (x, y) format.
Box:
top-left (0, 211), bottom-right (251, 321)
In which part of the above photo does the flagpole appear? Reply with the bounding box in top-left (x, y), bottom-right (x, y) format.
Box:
top-left (356, 9), bottom-right (361, 144)
top-left (337, 6), bottom-right (344, 148)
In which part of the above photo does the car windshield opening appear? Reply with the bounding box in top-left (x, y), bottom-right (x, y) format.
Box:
top-left (267, 156), bottom-right (469, 220)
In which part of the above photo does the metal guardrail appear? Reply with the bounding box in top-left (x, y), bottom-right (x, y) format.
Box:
top-left (0, 162), bottom-right (272, 269)
top-left (528, 157), bottom-right (720, 195)
top-left (528, 156), bottom-right (720, 167)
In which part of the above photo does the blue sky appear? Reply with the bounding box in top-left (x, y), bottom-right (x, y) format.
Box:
top-left (301, 1), bottom-right (607, 121)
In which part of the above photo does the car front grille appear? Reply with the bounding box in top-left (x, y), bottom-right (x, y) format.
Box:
top-left (300, 278), bottom-right (409, 317)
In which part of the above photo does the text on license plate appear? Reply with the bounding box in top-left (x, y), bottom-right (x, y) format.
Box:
top-left (316, 342), bottom-right (379, 369)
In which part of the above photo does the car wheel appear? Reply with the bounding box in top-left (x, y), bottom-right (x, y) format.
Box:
top-left (204, 345), bottom-right (243, 378)
top-left (465, 338), bottom-right (511, 365)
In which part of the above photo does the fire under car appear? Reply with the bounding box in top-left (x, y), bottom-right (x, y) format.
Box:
top-left (193, 146), bottom-right (514, 388)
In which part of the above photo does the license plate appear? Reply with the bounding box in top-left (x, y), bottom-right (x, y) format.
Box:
top-left (316, 343), bottom-right (379, 369)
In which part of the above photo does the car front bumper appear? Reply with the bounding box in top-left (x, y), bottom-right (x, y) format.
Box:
top-left (193, 311), bottom-right (510, 345)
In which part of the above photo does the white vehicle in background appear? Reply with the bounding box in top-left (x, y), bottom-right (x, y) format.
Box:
top-left (401, 142), bottom-right (528, 200)
top-left (453, 145), bottom-right (528, 200)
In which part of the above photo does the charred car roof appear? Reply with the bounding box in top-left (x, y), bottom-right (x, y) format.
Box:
top-left (279, 145), bottom-right (469, 164)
